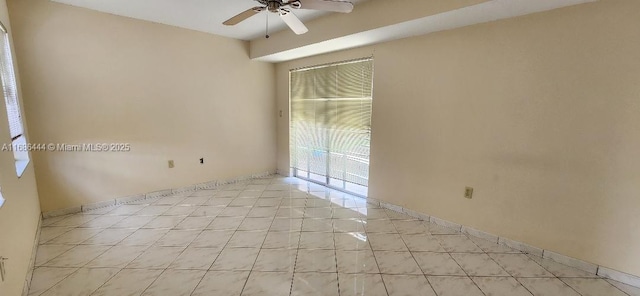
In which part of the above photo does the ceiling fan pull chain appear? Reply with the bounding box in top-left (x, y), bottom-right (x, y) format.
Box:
top-left (265, 12), bottom-right (270, 39)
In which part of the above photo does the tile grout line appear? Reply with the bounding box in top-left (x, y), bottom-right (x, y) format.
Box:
top-left (235, 181), bottom-right (280, 296)
top-left (289, 184), bottom-right (309, 296)
top-left (186, 189), bottom-right (251, 296)
top-left (93, 192), bottom-right (195, 296)
top-left (368, 210), bottom-right (394, 296)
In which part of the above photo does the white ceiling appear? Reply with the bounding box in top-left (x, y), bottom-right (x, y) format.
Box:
top-left (254, 0), bottom-right (596, 62)
top-left (51, 0), bottom-right (364, 41)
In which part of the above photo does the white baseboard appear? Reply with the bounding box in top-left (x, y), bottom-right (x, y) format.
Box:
top-left (371, 197), bottom-right (640, 288)
top-left (41, 170), bottom-right (275, 218)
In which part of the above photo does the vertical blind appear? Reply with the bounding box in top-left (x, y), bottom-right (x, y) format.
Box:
top-left (290, 58), bottom-right (373, 187)
top-left (0, 26), bottom-right (23, 141)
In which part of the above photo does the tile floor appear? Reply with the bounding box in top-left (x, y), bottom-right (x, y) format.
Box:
top-left (29, 176), bottom-right (639, 296)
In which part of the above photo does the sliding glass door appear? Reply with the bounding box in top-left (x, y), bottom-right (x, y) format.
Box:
top-left (290, 58), bottom-right (373, 196)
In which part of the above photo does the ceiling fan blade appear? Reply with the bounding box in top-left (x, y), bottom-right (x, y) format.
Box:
top-left (223, 7), bottom-right (265, 26)
top-left (279, 9), bottom-right (309, 35)
top-left (297, 0), bottom-right (353, 13)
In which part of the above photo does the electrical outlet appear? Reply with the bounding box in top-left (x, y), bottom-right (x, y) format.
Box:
top-left (464, 187), bottom-right (474, 199)
top-left (168, 160), bottom-right (174, 168)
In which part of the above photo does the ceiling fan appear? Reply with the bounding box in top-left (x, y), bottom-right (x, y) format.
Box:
top-left (223, 0), bottom-right (354, 37)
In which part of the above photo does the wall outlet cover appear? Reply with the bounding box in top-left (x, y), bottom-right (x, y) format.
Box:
top-left (464, 187), bottom-right (474, 199)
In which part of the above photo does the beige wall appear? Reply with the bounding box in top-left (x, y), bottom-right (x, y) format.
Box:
top-left (276, 0), bottom-right (640, 277)
top-left (8, 0), bottom-right (277, 213)
top-left (0, 0), bottom-right (42, 295)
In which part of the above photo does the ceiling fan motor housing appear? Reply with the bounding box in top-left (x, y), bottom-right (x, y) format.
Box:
top-left (256, 0), bottom-right (301, 13)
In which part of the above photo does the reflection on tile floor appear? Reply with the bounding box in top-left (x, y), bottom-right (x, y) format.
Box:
top-left (30, 176), bottom-right (638, 296)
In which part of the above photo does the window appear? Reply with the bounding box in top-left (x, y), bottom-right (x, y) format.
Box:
top-left (0, 22), bottom-right (29, 177)
top-left (290, 57), bottom-right (373, 196)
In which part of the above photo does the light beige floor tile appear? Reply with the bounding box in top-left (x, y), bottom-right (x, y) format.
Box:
top-left (517, 278), bottom-right (581, 296)
top-left (374, 251), bottom-right (422, 275)
top-left (169, 247), bottom-right (221, 269)
top-left (119, 229), bottom-right (169, 246)
top-left (334, 232), bottom-right (370, 250)
top-left (336, 249), bottom-right (380, 274)
top-left (134, 205), bottom-right (171, 216)
top-left (162, 205), bottom-right (197, 216)
top-left (291, 272), bottom-right (339, 296)
top-left (299, 232), bottom-right (335, 249)
top-left (142, 269), bottom-right (206, 296)
top-left (219, 206), bottom-right (252, 217)
top-left (561, 278), bottom-right (628, 296)
top-left (34, 245), bottom-right (75, 266)
top-left (253, 248), bottom-right (298, 272)
top-left (190, 230), bottom-right (234, 248)
top-left (450, 253), bottom-right (510, 276)
top-left (206, 217), bottom-right (244, 230)
top-left (210, 247), bottom-right (260, 271)
top-left (226, 231), bottom-right (268, 248)
top-left (189, 205), bottom-right (224, 217)
top-left (241, 271), bottom-right (294, 296)
top-left (295, 249), bottom-right (337, 272)
top-left (154, 230), bottom-right (200, 247)
top-left (435, 235), bottom-right (483, 253)
top-left (527, 255), bottom-right (598, 278)
top-left (125, 246), bottom-right (185, 269)
top-left (413, 252), bottom-right (466, 276)
top-left (427, 276), bottom-right (485, 296)
top-left (472, 277), bottom-right (533, 296)
top-left (383, 274), bottom-right (437, 296)
top-left (490, 254), bottom-right (554, 277)
top-left (332, 219), bottom-right (366, 233)
top-left (606, 279), bottom-right (640, 296)
top-left (247, 206), bottom-right (279, 217)
top-left (401, 234), bottom-right (445, 252)
top-left (42, 245), bottom-right (111, 267)
top-left (192, 271), bottom-right (250, 296)
top-left (28, 267), bottom-right (78, 296)
top-left (92, 269), bottom-right (163, 296)
top-left (78, 215), bottom-right (126, 228)
top-left (142, 215), bottom-right (186, 229)
top-left (86, 245), bottom-right (148, 268)
top-left (393, 220), bottom-right (429, 234)
top-left (41, 267), bottom-right (120, 296)
top-left (304, 207), bottom-right (334, 219)
top-left (302, 218), bottom-right (334, 232)
top-left (52, 214), bottom-right (100, 227)
top-left (81, 228), bottom-right (136, 245)
top-left (174, 216), bottom-right (215, 230)
top-left (38, 227), bottom-right (73, 244)
top-left (46, 228), bottom-right (103, 245)
top-left (368, 233), bottom-right (408, 251)
top-left (238, 217), bottom-right (274, 231)
top-left (364, 220), bottom-right (398, 233)
top-left (110, 216), bottom-right (156, 229)
top-left (338, 273), bottom-right (388, 296)
top-left (470, 237), bottom-right (521, 254)
top-left (262, 231), bottom-right (301, 249)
